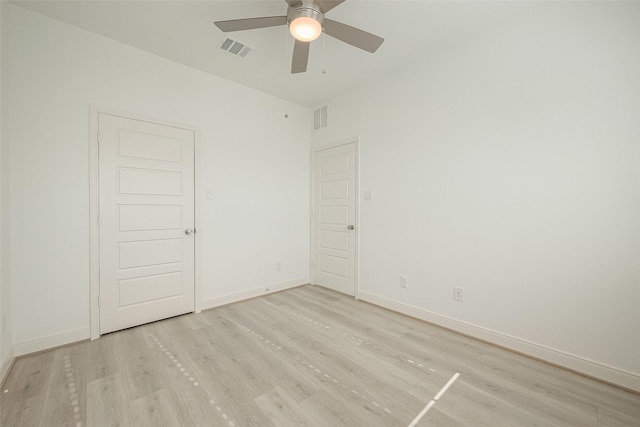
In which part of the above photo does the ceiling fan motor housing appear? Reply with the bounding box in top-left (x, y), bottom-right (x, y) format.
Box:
top-left (287, 3), bottom-right (324, 28)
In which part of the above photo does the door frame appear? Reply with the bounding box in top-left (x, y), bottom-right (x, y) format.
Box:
top-left (89, 105), bottom-right (202, 340)
top-left (311, 137), bottom-right (360, 299)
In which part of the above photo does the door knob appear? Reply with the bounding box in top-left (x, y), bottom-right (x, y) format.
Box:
top-left (347, 225), bottom-right (354, 230)
top-left (185, 228), bottom-right (195, 235)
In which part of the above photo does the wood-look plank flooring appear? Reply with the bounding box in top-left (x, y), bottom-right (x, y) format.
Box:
top-left (1, 285), bottom-right (639, 426)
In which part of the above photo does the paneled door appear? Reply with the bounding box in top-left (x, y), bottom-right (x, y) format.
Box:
top-left (313, 142), bottom-right (357, 296)
top-left (98, 113), bottom-right (195, 334)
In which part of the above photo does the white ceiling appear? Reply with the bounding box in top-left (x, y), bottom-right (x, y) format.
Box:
top-left (12, 0), bottom-right (541, 107)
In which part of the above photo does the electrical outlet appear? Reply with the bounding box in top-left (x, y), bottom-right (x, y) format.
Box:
top-left (453, 287), bottom-right (464, 302)
top-left (276, 262), bottom-right (282, 271)
top-left (400, 276), bottom-right (408, 289)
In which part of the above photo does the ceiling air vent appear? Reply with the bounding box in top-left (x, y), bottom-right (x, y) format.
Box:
top-left (219, 37), bottom-right (252, 58)
top-left (313, 106), bottom-right (328, 131)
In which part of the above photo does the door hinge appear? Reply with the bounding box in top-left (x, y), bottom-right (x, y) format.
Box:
top-left (98, 295), bottom-right (101, 307)
top-left (98, 213), bottom-right (101, 226)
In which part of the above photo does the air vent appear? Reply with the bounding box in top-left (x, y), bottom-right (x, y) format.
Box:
top-left (313, 106), bottom-right (328, 131)
top-left (219, 37), bottom-right (252, 58)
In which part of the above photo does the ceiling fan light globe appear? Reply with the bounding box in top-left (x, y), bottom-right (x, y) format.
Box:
top-left (289, 16), bottom-right (322, 42)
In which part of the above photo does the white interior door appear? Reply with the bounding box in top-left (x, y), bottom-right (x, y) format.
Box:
top-left (313, 142), bottom-right (357, 296)
top-left (98, 113), bottom-right (195, 334)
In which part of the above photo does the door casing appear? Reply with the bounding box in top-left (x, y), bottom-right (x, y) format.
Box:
top-left (89, 105), bottom-right (202, 339)
top-left (311, 137), bottom-right (360, 298)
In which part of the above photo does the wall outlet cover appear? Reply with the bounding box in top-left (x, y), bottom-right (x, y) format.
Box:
top-left (400, 276), bottom-right (408, 288)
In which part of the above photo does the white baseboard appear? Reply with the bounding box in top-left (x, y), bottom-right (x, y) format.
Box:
top-left (201, 278), bottom-right (309, 311)
top-left (359, 291), bottom-right (640, 393)
top-left (14, 328), bottom-right (90, 357)
top-left (0, 348), bottom-right (15, 386)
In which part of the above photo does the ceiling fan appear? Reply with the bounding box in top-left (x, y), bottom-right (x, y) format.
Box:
top-left (214, 0), bottom-right (384, 74)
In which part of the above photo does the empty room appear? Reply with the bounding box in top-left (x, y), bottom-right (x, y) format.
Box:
top-left (1, 1), bottom-right (639, 425)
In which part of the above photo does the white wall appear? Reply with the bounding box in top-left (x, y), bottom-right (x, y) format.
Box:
top-left (313, 2), bottom-right (640, 390)
top-left (7, 5), bottom-right (310, 352)
top-left (0, 0), bottom-right (14, 381)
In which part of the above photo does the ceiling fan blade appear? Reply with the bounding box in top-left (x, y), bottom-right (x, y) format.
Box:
top-left (215, 16), bottom-right (287, 32)
top-left (315, 0), bottom-right (346, 13)
top-left (285, 0), bottom-right (302, 6)
top-left (291, 40), bottom-right (310, 74)
top-left (323, 18), bottom-right (384, 53)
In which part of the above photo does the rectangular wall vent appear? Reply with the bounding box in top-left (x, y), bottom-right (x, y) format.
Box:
top-left (219, 37), bottom-right (252, 58)
top-left (313, 106), bottom-right (328, 131)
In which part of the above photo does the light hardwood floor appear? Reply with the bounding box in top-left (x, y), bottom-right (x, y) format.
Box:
top-left (1, 285), bottom-right (639, 426)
